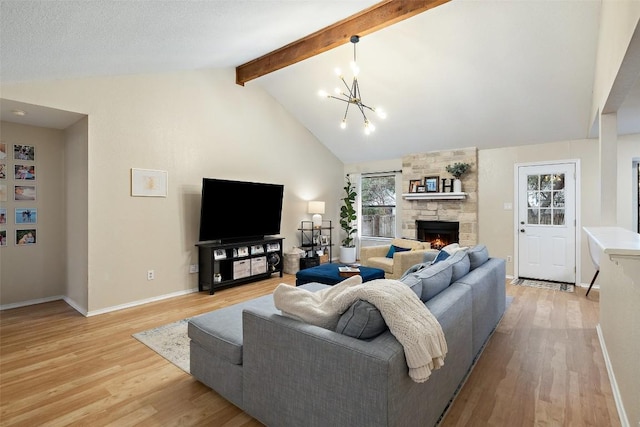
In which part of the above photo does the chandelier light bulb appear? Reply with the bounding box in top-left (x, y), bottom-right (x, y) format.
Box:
top-left (318, 90), bottom-right (329, 98)
top-left (334, 67), bottom-right (342, 77)
top-left (340, 119), bottom-right (347, 129)
top-left (334, 87), bottom-right (341, 95)
top-left (376, 108), bottom-right (387, 119)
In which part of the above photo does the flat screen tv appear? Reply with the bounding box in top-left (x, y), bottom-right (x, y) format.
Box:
top-left (198, 178), bottom-right (284, 243)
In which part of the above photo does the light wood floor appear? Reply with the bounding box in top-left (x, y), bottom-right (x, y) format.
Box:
top-left (0, 276), bottom-right (620, 426)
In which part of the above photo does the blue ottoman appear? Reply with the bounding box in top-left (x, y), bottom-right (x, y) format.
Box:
top-left (295, 263), bottom-right (385, 286)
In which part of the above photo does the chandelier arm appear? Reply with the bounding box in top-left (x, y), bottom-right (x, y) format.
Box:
top-left (327, 96), bottom-right (350, 104)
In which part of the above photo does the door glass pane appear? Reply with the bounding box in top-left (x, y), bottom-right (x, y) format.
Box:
top-left (527, 175), bottom-right (539, 190)
top-left (527, 191), bottom-right (539, 207)
top-left (541, 174), bottom-right (553, 190)
top-left (553, 209), bottom-right (565, 225)
top-left (528, 208), bottom-right (539, 224)
top-left (553, 174), bottom-right (565, 191)
top-left (553, 191), bottom-right (565, 207)
top-left (540, 208), bottom-right (552, 225)
top-left (540, 191), bottom-right (552, 207)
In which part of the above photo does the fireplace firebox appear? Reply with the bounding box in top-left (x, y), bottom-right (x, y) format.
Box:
top-left (416, 221), bottom-right (459, 250)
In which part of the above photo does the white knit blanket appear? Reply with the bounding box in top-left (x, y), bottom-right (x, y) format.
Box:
top-left (273, 276), bottom-right (448, 383)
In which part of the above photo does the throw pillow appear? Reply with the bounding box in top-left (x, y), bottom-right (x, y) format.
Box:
top-left (386, 244), bottom-right (411, 258)
top-left (467, 244), bottom-right (489, 270)
top-left (399, 273), bottom-right (423, 298)
top-left (431, 250), bottom-right (450, 264)
top-left (335, 300), bottom-right (387, 339)
top-left (414, 261), bottom-right (453, 302)
top-left (441, 250), bottom-right (471, 282)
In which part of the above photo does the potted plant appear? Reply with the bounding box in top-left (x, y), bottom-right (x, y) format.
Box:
top-left (339, 175), bottom-right (357, 263)
top-left (445, 162), bottom-right (471, 193)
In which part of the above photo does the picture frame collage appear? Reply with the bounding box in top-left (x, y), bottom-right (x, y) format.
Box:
top-left (0, 142), bottom-right (38, 247)
top-left (408, 176), bottom-right (440, 193)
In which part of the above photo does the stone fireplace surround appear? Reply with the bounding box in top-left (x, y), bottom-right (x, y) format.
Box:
top-left (401, 147), bottom-right (478, 248)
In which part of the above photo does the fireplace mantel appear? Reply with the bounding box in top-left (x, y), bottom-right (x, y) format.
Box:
top-left (402, 192), bottom-right (467, 201)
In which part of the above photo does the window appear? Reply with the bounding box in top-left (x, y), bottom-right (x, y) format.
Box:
top-left (526, 173), bottom-right (565, 226)
top-left (361, 174), bottom-right (396, 238)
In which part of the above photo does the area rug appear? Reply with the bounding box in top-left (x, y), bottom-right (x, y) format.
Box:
top-left (133, 318), bottom-right (191, 373)
top-left (511, 278), bottom-right (574, 293)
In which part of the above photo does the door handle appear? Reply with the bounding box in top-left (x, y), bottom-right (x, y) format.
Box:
top-left (520, 229), bottom-right (525, 233)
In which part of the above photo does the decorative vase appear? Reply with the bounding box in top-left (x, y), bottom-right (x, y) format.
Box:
top-left (453, 178), bottom-right (462, 193)
top-left (340, 246), bottom-right (357, 264)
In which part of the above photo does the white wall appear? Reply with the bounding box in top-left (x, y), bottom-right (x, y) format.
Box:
top-left (1, 68), bottom-right (344, 313)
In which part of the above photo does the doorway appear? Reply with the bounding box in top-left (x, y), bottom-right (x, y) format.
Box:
top-left (515, 162), bottom-right (578, 283)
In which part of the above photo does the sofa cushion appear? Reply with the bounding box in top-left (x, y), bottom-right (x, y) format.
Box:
top-left (441, 250), bottom-right (471, 282)
top-left (365, 256), bottom-right (394, 273)
top-left (467, 244), bottom-right (489, 270)
top-left (399, 274), bottom-right (423, 298)
top-left (414, 261), bottom-right (453, 302)
top-left (386, 244), bottom-right (411, 258)
top-left (335, 300), bottom-right (388, 339)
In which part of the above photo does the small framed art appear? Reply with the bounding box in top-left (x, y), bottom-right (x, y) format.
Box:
top-left (416, 185), bottom-right (426, 193)
top-left (409, 179), bottom-right (422, 193)
top-left (16, 229), bottom-right (36, 245)
top-left (131, 168), bottom-right (168, 197)
top-left (424, 176), bottom-right (440, 193)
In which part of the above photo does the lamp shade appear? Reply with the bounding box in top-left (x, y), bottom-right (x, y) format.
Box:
top-left (308, 201), bottom-right (325, 214)
top-left (308, 201), bottom-right (325, 228)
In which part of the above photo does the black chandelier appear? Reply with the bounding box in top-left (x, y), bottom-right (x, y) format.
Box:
top-left (318, 35), bottom-right (386, 135)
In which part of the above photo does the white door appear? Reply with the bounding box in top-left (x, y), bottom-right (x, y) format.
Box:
top-left (517, 163), bottom-right (576, 283)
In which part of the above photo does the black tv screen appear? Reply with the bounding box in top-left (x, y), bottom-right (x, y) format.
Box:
top-left (198, 178), bottom-right (284, 243)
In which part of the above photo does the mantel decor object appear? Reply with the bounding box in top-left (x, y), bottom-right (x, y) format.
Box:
top-left (445, 162), bottom-right (472, 193)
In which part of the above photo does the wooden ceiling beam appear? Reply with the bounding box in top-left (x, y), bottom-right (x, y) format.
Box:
top-left (235, 0), bottom-right (450, 86)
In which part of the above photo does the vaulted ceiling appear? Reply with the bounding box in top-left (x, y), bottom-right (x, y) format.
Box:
top-left (1, 1), bottom-right (638, 163)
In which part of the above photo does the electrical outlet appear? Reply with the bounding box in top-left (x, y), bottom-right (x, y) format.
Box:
top-left (507, 256), bottom-right (512, 262)
top-left (189, 264), bottom-right (199, 274)
top-left (147, 270), bottom-right (155, 280)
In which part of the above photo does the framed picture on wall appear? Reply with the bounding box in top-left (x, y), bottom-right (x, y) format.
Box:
top-left (0, 184), bottom-right (7, 202)
top-left (0, 143), bottom-right (7, 161)
top-left (14, 185), bottom-right (36, 201)
top-left (0, 230), bottom-right (6, 247)
top-left (15, 208), bottom-right (37, 224)
top-left (424, 176), bottom-right (440, 193)
top-left (0, 208), bottom-right (6, 224)
top-left (16, 229), bottom-right (36, 246)
top-left (0, 163), bottom-right (6, 180)
top-left (13, 145), bottom-right (35, 161)
top-left (131, 168), bottom-right (168, 197)
top-left (14, 164), bottom-right (35, 180)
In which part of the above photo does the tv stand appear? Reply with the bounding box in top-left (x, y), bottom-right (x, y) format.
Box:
top-left (196, 237), bottom-right (284, 294)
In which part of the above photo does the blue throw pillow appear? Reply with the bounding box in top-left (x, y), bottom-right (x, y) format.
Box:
top-left (386, 245), bottom-right (411, 258)
top-left (431, 250), bottom-right (450, 264)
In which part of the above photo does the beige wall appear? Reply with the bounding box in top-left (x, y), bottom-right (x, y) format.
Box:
top-left (479, 138), bottom-right (601, 281)
top-left (616, 135), bottom-right (640, 230)
top-left (0, 121), bottom-right (67, 304)
top-left (64, 117), bottom-right (89, 312)
top-left (1, 68), bottom-right (344, 313)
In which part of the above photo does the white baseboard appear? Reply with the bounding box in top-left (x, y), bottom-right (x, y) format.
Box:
top-left (0, 295), bottom-right (65, 311)
top-left (596, 324), bottom-right (629, 427)
top-left (85, 287), bottom-right (199, 317)
top-left (1, 288), bottom-right (200, 317)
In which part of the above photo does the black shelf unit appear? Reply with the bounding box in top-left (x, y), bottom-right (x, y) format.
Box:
top-left (298, 220), bottom-right (333, 269)
top-left (196, 237), bottom-right (284, 294)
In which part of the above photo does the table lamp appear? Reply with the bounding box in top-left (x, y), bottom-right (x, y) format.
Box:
top-left (308, 201), bottom-right (325, 228)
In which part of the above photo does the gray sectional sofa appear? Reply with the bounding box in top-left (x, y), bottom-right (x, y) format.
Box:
top-left (188, 245), bottom-right (506, 427)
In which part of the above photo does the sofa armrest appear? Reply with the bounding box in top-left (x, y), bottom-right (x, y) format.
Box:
top-left (360, 244), bottom-right (390, 265)
top-left (242, 308), bottom-right (407, 427)
top-left (390, 249), bottom-right (438, 279)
